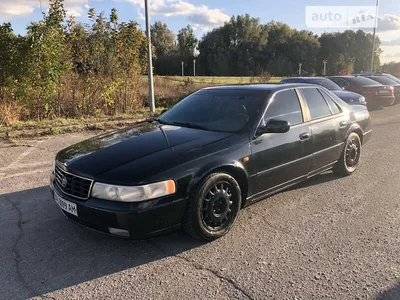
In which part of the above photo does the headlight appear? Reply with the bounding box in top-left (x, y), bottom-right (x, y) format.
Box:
top-left (359, 96), bottom-right (366, 102)
top-left (91, 180), bottom-right (176, 202)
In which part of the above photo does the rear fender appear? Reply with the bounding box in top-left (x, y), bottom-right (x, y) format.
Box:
top-left (345, 123), bottom-right (364, 143)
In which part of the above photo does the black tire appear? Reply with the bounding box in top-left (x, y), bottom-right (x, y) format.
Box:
top-left (333, 132), bottom-right (362, 176)
top-left (183, 173), bottom-right (242, 241)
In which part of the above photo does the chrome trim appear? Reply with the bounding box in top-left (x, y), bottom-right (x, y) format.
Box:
top-left (249, 174), bottom-right (307, 200)
top-left (363, 129), bottom-right (372, 136)
top-left (257, 154), bottom-right (313, 176)
top-left (248, 160), bottom-right (339, 202)
top-left (254, 143), bottom-right (344, 177)
top-left (312, 142), bottom-right (344, 156)
top-left (54, 163), bottom-right (94, 200)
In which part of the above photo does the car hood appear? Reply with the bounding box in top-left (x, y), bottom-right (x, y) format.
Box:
top-left (56, 122), bottom-right (232, 179)
top-left (332, 90), bottom-right (363, 101)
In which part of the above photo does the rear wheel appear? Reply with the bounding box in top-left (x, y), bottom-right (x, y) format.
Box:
top-left (183, 173), bottom-right (242, 241)
top-left (333, 132), bottom-right (362, 176)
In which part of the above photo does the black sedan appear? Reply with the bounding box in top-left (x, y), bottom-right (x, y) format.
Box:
top-left (359, 75), bottom-right (400, 104)
top-left (280, 77), bottom-right (366, 105)
top-left (329, 76), bottom-right (396, 108)
top-left (50, 84), bottom-right (372, 241)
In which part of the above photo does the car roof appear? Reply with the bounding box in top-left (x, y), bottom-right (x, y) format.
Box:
top-left (202, 83), bottom-right (319, 92)
top-left (282, 77), bottom-right (329, 81)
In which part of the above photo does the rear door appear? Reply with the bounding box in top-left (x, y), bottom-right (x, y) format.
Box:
top-left (251, 88), bottom-right (312, 195)
top-left (298, 87), bottom-right (345, 172)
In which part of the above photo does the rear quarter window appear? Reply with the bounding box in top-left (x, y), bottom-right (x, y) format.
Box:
top-left (299, 88), bottom-right (332, 120)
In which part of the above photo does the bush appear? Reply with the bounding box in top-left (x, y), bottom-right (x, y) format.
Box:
top-left (0, 101), bottom-right (26, 126)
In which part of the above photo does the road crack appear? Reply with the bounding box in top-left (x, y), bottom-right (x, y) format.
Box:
top-left (3, 195), bottom-right (38, 298)
top-left (147, 239), bottom-right (254, 300)
top-left (246, 210), bottom-right (291, 234)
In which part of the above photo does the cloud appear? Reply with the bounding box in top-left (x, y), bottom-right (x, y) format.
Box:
top-left (0, 0), bottom-right (90, 20)
top-left (381, 38), bottom-right (400, 46)
top-left (378, 14), bottom-right (400, 32)
top-left (119, 0), bottom-right (230, 30)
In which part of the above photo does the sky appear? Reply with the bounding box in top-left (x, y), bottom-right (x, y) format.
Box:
top-left (0, 0), bottom-right (399, 63)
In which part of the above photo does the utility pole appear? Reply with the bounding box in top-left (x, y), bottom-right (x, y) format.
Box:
top-left (323, 60), bottom-right (328, 76)
top-left (144, 0), bottom-right (155, 112)
top-left (298, 63), bottom-right (302, 76)
top-left (181, 61), bottom-right (184, 76)
top-left (370, 0), bottom-right (380, 72)
top-left (193, 59), bottom-right (196, 77)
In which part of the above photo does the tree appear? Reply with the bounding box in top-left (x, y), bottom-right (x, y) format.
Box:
top-left (198, 15), bottom-right (269, 76)
top-left (382, 62), bottom-right (400, 76)
top-left (177, 25), bottom-right (197, 58)
top-left (151, 21), bottom-right (175, 58)
top-left (265, 22), bottom-right (320, 76)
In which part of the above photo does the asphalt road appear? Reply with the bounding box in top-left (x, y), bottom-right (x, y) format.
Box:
top-left (1, 106), bottom-right (400, 300)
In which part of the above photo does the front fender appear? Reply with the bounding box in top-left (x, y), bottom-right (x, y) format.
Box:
top-left (186, 159), bottom-right (249, 195)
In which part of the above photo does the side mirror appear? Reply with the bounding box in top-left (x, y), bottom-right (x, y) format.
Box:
top-left (258, 119), bottom-right (290, 135)
top-left (160, 109), bottom-right (168, 115)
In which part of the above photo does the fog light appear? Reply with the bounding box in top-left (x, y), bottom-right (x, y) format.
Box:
top-left (108, 227), bottom-right (130, 237)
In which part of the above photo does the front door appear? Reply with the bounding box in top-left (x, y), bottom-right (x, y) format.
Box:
top-left (251, 89), bottom-right (312, 195)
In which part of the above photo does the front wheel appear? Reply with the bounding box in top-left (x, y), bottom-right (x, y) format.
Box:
top-left (333, 132), bottom-right (362, 176)
top-left (183, 173), bottom-right (242, 241)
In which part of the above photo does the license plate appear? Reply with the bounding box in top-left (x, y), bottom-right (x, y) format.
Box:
top-left (379, 89), bottom-right (390, 95)
top-left (54, 192), bottom-right (78, 216)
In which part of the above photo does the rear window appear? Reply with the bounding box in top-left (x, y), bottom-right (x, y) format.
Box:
top-left (367, 76), bottom-right (397, 85)
top-left (319, 89), bottom-right (341, 114)
top-left (384, 74), bottom-right (400, 83)
top-left (300, 88), bottom-right (332, 120)
top-left (347, 77), bottom-right (382, 86)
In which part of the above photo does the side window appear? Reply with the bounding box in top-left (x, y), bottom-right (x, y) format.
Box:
top-left (263, 89), bottom-right (303, 126)
top-left (330, 78), bottom-right (348, 88)
top-left (319, 89), bottom-right (341, 114)
top-left (300, 88), bottom-right (332, 120)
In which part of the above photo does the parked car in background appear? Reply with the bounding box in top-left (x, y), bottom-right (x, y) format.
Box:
top-left (280, 77), bottom-right (366, 105)
top-left (329, 76), bottom-right (395, 108)
top-left (351, 72), bottom-right (400, 84)
top-left (50, 83), bottom-right (372, 241)
top-left (361, 75), bottom-right (400, 104)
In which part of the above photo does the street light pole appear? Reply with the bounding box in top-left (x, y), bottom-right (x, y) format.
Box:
top-left (370, 0), bottom-right (380, 72)
top-left (144, 0), bottom-right (155, 112)
top-left (181, 61), bottom-right (184, 76)
top-left (193, 59), bottom-right (196, 77)
top-left (323, 60), bottom-right (328, 76)
top-left (298, 63), bottom-right (302, 76)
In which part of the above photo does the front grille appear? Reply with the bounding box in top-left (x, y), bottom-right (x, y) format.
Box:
top-left (54, 164), bottom-right (93, 200)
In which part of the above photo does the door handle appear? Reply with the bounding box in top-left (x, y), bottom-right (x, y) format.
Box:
top-left (339, 121), bottom-right (347, 128)
top-left (299, 132), bottom-right (311, 141)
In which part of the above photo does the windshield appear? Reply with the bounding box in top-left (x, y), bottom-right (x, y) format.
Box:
top-left (367, 76), bottom-right (397, 85)
top-left (308, 79), bottom-right (342, 90)
top-left (159, 90), bottom-right (265, 133)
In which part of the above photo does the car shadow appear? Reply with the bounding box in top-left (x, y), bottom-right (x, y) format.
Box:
top-left (376, 284), bottom-right (400, 300)
top-left (0, 186), bottom-right (205, 299)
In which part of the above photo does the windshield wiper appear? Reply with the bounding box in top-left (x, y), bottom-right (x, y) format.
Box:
top-left (171, 121), bottom-right (211, 131)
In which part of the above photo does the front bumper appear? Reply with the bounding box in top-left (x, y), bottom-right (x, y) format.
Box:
top-left (50, 179), bottom-right (187, 239)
